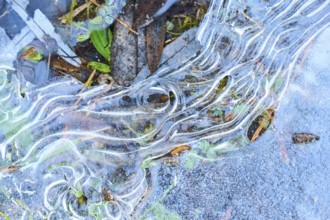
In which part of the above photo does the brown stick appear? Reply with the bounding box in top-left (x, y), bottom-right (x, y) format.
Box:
top-left (74, 69), bottom-right (96, 108)
top-left (59, 2), bottom-right (92, 24)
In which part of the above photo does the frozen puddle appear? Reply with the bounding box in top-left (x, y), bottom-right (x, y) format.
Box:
top-left (0, 0), bottom-right (329, 219)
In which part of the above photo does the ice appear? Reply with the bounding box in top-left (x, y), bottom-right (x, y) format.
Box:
top-left (0, 0), bottom-right (329, 219)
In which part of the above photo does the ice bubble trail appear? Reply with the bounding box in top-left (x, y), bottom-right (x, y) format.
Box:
top-left (0, 0), bottom-right (329, 219)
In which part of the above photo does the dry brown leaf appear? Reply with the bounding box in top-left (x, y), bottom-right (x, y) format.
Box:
top-left (146, 16), bottom-right (166, 74)
top-left (0, 165), bottom-right (20, 173)
top-left (292, 133), bottom-right (320, 144)
top-left (170, 145), bottom-right (191, 156)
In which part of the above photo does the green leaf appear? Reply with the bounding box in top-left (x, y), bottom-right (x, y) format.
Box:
top-left (141, 158), bottom-right (157, 169)
top-left (206, 149), bottom-right (218, 160)
top-left (87, 61), bottom-right (110, 73)
top-left (74, 182), bottom-right (83, 198)
top-left (149, 202), bottom-right (181, 220)
top-left (216, 76), bottom-right (228, 95)
top-left (166, 21), bottom-right (175, 31)
top-left (90, 16), bottom-right (103, 25)
top-left (233, 103), bottom-right (247, 114)
top-left (184, 156), bottom-right (196, 169)
top-left (77, 33), bottom-right (90, 42)
top-left (167, 212), bottom-right (181, 220)
top-left (16, 199), bottom-right (28, 209)
top-left (153, 203), bottom-right (166, 218)
top-left (90, 28), bottom-right (112, 62)
top-left (272, 78), bottom-right (284, 93)
top-left (21, 47), bottom-right (44, 62)
top-left (88, 202), bottom-right (110, 220)
top-left (198, 140), bottom-right (237, 159)
top-left (0, 211), bottom-right (10, 220)
top-left (199, 140), bottom-right (214, 155)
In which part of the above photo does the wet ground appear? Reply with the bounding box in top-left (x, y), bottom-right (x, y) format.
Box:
top-left (142, 28), bottom-right (330, 219)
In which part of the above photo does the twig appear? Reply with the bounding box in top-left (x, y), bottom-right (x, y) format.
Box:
top-left (115, 17), bottom-right (138, 35)
top-left (47, 53), bottom-right (51, 72)
top-left (165, 37), bottom-right (178, 44)
top-left (242, 11), bottom-right (262, 28)
top-left (83, 69), bottom-right (97, 89)
top-left (88, 0), bottom-right (100, 7)
top-left (74, 69), bottom-right (96, 108)
top-left (59, 2), bottom-right (92, 24)
top-left (86, 79), bottom-right (114, 114)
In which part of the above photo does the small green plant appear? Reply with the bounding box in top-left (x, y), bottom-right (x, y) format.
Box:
top-left (87, 61), bottom-right (110, 73)
top-left (20, 47), bottom-right (44, 62)
top-left (144, 202), bottom-right (181, 220)
top-left (87, 16), bottom-right (112, 72)
top-left (61, 2), bottom-right (112, 72)
top-left (140, 177), bottom-right (180, 220)
top-left (166, 3), bottom-right (207, 37)
top-left (272, 78), bottom-right (284, 93)
top-left (216, 76), bottom-right (229, 95)
top-left (88, 201), bottom-right (110, 220)
top-left (88, 16), bottom-right (112, 61)
top-left (233, 102), bottom-right (248, 114)
top-left (184, 151), bottom-right (198, 169)
top-left (90, 28), bottom-right (112, 62)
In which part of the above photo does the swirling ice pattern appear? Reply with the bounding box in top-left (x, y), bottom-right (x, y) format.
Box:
top-left (0, 0), bottom-right (329, 219)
